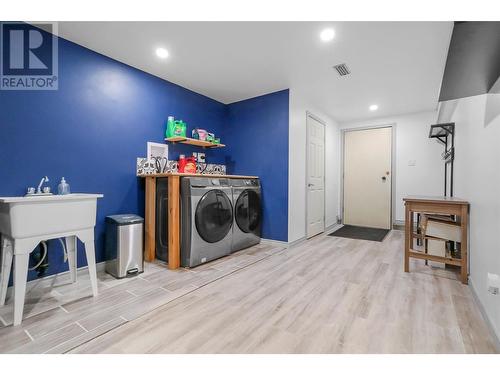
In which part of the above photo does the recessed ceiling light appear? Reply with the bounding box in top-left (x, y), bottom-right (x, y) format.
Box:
top-left (155, 47), bottom-right (169, 59)
top-left (320, 28), bottom-right (335, 42)
top-left (369, 104), bottom-right (379, 111)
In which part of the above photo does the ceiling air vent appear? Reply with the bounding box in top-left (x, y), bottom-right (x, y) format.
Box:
top-left (333, 63), bottom-right (350, 76)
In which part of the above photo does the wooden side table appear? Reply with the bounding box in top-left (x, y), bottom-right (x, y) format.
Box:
top-left (403, 196), bottom-right (469, 284)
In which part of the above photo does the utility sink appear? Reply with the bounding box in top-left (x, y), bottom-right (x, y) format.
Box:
top-left (0, 193), bottom-right (103, 239)
top-left (0, 193), bottom-right (103, 325)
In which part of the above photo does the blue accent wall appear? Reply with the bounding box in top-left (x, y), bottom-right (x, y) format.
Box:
top-left (0, 28), bottom-right (290, 285)
top-left (225, 90), bottom-right (289, 242)
top-left (0, 31), bottom-right (227, 283)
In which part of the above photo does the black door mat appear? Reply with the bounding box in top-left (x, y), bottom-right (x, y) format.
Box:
top-left (328, 225), bottom-right (390, 242)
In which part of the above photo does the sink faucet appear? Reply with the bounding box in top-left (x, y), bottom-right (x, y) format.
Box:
top-left (37, 176), bottom-right (50, 194)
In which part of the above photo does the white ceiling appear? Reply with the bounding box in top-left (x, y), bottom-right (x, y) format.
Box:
top-left (54, 21), bottom-right (453, 122)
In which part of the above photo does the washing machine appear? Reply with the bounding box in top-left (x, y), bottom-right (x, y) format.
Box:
top-left (231, 178), bottom-right (262, 252)
top-left (180, 177), bottom-right (233, 267)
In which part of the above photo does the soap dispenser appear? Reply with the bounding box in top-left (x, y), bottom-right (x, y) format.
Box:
top-left (58, 177), bottom-right (70, 195)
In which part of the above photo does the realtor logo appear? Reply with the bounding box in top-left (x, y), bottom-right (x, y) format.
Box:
top-left (1, 22), bottom-right (58, 90)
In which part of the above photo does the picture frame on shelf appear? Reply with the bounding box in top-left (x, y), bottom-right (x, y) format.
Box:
top-left (147, 141), bottom-right (168, 160)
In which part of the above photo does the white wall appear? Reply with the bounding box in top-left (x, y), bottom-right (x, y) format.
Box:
top-left (288, 89), bottom-right (341, 243)
top-left (438, 93), bottom-right (500, 342)
top-left (340, 111), bottom-right (442, 222)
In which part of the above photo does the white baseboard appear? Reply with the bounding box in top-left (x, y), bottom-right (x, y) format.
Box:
top-left (469, 278), bottom-right (500, 351)
top-left (325, 223), bottom-right (342, 234)
top-left (393, 219), bottom-right (405, 227)
top-left (260, 238), bottom-right (293, 248)
top-left (261, 223), bottom-right (342, 249)
top-left (288, 236), bottom-right (307, 248)
top-left (392, 220), bottom-right (420, 231)
top-left (260, 235), bottom-right (307, 248)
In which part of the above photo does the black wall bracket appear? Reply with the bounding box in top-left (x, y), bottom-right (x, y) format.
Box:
top-left (429, 122), bottom-right (455, 197)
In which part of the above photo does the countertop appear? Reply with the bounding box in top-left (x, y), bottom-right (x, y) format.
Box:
top-left (0, 193), bottom-right (104, 204)
top-left (139, 173), bottom-right (258, 179)
top-left (403, 196), bottom-right (469, 205)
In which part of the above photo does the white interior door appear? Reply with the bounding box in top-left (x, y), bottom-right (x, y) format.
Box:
top-left (343, 127), bottom-right (392, 229)
top-left (307, 115), bottom-right (325, 238)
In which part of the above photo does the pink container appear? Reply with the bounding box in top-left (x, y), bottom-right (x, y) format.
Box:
top-left (197, 129), bottom-right (208, 141)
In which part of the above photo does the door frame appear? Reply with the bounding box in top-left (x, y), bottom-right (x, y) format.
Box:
top-left (305, 111), bottom-right (326, 238)
top-left (340, 123), bottom-right (397, 229)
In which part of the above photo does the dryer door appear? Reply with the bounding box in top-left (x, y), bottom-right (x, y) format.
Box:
top-left (195, 189), bottom-right (233, 243)
top-left (235, 189), bottom-right (261, 234)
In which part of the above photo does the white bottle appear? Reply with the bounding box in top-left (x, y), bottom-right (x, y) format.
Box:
top-left (58, 177), bottom-right (70, 195)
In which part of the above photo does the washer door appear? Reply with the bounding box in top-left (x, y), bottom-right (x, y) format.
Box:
top-left (195, 189), bottom-right (233, 243)
top-left (235, 189), bottom-right (261, 234)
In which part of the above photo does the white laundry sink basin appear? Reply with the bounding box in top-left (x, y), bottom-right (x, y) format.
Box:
top-left (0, 193), bottom-right (103, 325)
top-left (0, 193), bottom-right (103, 239)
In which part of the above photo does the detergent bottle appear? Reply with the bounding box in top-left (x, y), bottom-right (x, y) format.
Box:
top-left (178, 154), bottom-right (186, 172)
top-left (165, 116), bottom-right (175, 138)
top-left (184, 156), bottom-right (197, 174)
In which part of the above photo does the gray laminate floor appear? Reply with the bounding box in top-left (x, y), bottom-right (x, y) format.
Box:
top-left (0, 242), bottom-right (281, 353)
top-left (1, 230), bottom-right (498, 354)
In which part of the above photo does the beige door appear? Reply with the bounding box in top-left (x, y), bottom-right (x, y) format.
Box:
top-left (343, 127), bottom-right (392, 229)
top-left (307, 114), bottom-right (325, 238)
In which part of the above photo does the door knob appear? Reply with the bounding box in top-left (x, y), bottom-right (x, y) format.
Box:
top-left (308, 183), bottom-right (314, 187)
top-left (381, 176), bottom-right (387, 181)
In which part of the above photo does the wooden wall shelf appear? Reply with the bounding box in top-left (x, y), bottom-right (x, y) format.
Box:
top-left (165, 136), bottom-right (225, 148)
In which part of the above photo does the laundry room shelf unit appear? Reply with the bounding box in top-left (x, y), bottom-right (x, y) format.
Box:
top-left (165, 136), bottom-right (226, 148)
top-left (140, 173), bottom-right (257, 269)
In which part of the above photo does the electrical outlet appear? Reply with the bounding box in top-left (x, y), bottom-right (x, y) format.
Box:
top-left (489, 286), bottom-right (499, 295)
top-left (487, 273), bottom-right (499, 295)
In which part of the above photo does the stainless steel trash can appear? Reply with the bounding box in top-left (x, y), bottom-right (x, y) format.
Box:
top-left (105, 214), bottom-right (144, 278)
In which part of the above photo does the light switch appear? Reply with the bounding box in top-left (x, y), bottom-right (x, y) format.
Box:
top-left (408, 160), bottom-right (416, 166)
